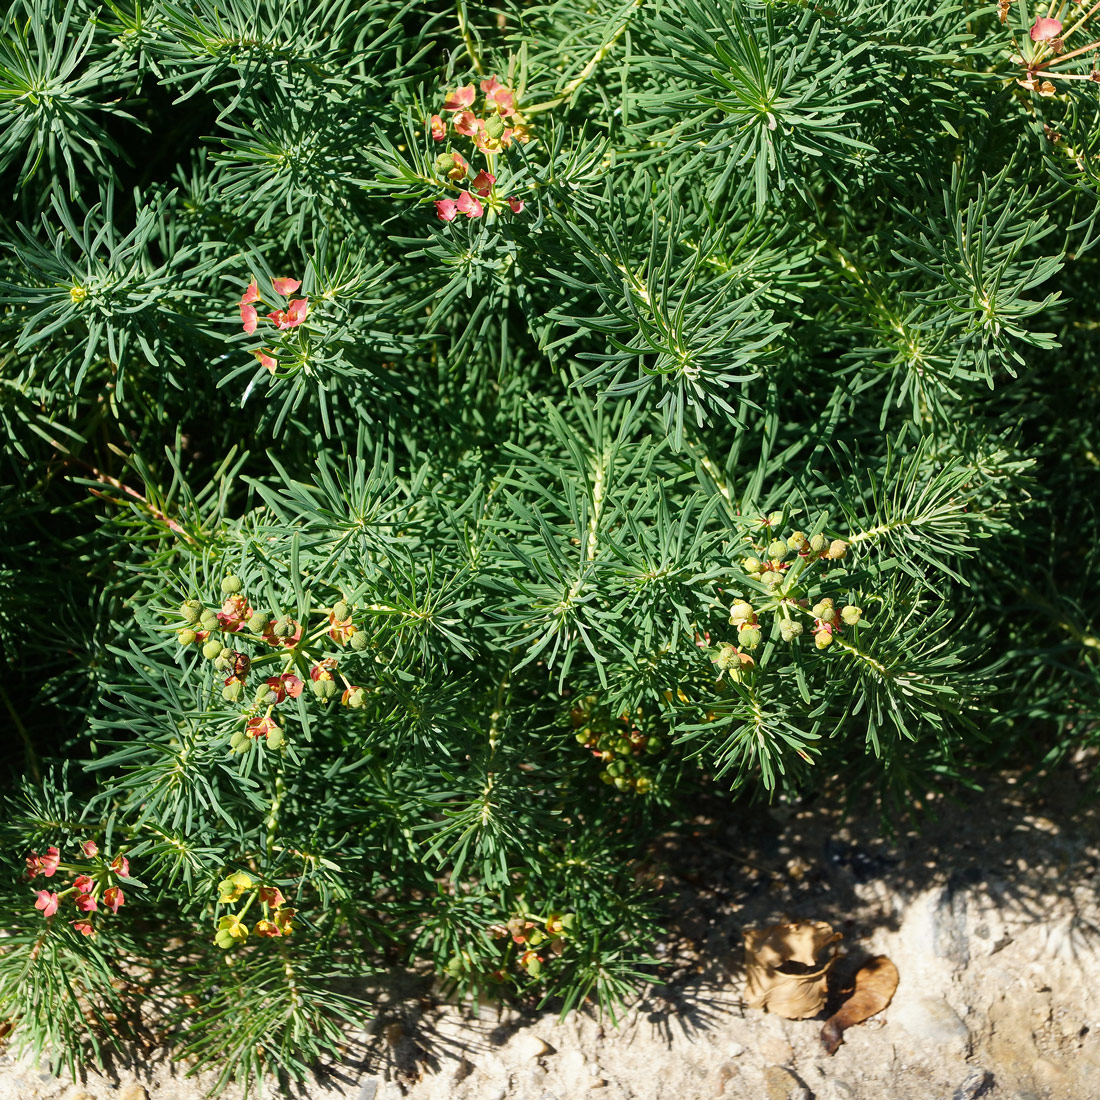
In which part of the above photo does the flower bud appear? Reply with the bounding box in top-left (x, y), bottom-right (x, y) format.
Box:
top-left (180, 600), bottom-right (203, 624)
top-left (779, 620), bottom-right (803, 641)
top-left (815, 629), bottom-right (834, 650)
top-left (246, 610), bottom-right (268, 633)
top-left (332, 600), bottom-right (349, 621)
top-left (841, 605), bottom-right (863, 625)
top-left (809, 533), bottom-right (827, 553)
top-left (767, 539), bottom-right (788, 561)
top-left (787, 531), bottom-right (807, 552)
top-left (741, 556), bottom-right (762, 575)
top-left (311, 677), bottom-right (338, 702)
top-left (767, 511), bottom-right (784, 527)
top-left (178, 628), bottom-right (197, 646)
top-left (202, 638), bottom-right (223, 660)
top-left (738, 624), bottom-right (763, 648)
top-left (728, 599), bottom-right (754, 625)
top-left (827, 539), bottom-right (848, 560)
top-left (221, 575), bottom-right (243, 595)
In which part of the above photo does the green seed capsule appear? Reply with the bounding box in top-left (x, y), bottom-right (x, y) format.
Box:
top-left (200, 610), bottom-right (219, 632)
top-left (178, 628), bottom-right (197, 646)
top-left (787, 531), bottom-right (807, 551)
top-left (614, 738), bottom-right (632, 755)
top-left (767, 539), bottom-right (788, 561)
top-left (779, 620), bottom-right (803, 642)
top-left (841, 605), bottom-right (862, 625)
top-left (809, 533), bottom-right (827, 553)
top-left (222, 680), bottom-right (244, 703)
top-left (332, 600), bottom-right (349, 621)
top-left (575, 731), bottom-right (591, 745)
top-left (350, 630), bottom-right (369, 651)
top-left (738, 624), bottom-right (763, 648)
top-left (265, 726), bottom-right (285, 750)
top-left (180, 600), bottom-right (203, 624)
top-left (742, 557), bottom-right (763, 575)
top-left (221, 575), bottom-right (243, 595)
top-left (202, 639), bottom-right (223, 660)
top-left (247, 611), bottom-right (268, 633)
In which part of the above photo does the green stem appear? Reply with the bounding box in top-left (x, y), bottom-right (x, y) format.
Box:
top-left (457, 0), bottom-right (485, 75)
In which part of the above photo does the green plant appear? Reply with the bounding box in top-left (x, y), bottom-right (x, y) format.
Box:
top-left (2, 0), bottom-right (1098, 1094)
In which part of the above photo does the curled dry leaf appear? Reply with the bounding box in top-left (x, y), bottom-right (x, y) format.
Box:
top-left (743, 920), bottom-right (843, 1019)
top-left (821, 955), bottom-right (899, 1054)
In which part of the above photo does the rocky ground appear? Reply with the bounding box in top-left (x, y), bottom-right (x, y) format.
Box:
top-left (3, 764), bottom-right (1100, 1100)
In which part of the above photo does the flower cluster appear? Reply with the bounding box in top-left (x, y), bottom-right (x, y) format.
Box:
top-left (571, 695), bottom-right (663, 794)
top-left (214, 871), bottom-right (296, 949)
top-left (484, 911), bottom-right (577, 978)
top-left (26, 841), bottom-right (130, 937)
top-left (706, 516), bottom-right (863, 675)
top-left (173, 578), bottom-right (371, 754)
top-left (236, 276), bottom-right (309, 375)
top-left (1009, 4), bottom-right (1100, 95)
top-left (430, 75), bottom-right (528, 222)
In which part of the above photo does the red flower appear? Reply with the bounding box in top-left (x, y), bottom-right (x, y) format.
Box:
top-left (239, 280), bottom-right (260, 335)
top-left (264, 673), bottom-right (304, 703)
top-left (480, 75), bottom-right (505, 97)
top-left (246, 715), bottom-right (279, 740)
top-left (273, 907), bottom-right (296, 936)
top-left (76, 894), bottom-right (98, 913)
top-left (310, 659), bottom-right (337, 682)
top-left (254, 918), bottom-right (280, 937)
top-left (471, 170), bottom-right (495, 197)
top-left (456, 191), bottom-right (483, 219)
top-left (1030, 16), bottom-right (1062, 40)
top-left (72, 918), bottom-right (95, 936)
top-left (253, 349), bottom-right (278, 374)
top-left (217, 595), bottom-right (252, 632)
top-left (271, 277), bottom-right (301, 296)
top-left (507, 196), bottom-right (525, 214)
top-left (443, 84), bottom-right (476, 111)
top-left (110, 855), bottom-right (130, 878)
top-left (328, 610), bottom-right (356, 644)
top-left (74, 875), bottom-right (94, 894)
top-left (259, 885), bottom-right (286, 909)
top-left (41, 847), bottom-right (60, 878)
top-left (435, 199), bottom-right (458, 222)
top-left (35, 891), bottom-right (59, 917)
top-left (430, 114), bottom-right (446, 141)
top-left (453, 111), bottom-right (481, 137)
top-left (102, 886), bottom-right (124, 913)
top-left (82, 840), bottom-right (99, 858)
top-left (25, 852), bottom-right (42, 877)
top-left (267, 298), bottom-right (309, 330)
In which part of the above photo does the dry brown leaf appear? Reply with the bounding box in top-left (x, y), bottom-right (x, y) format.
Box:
top-left (743, 920), bottom-right (842, 1019)
top-left (821, 955), bottom-right (899, 1054)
